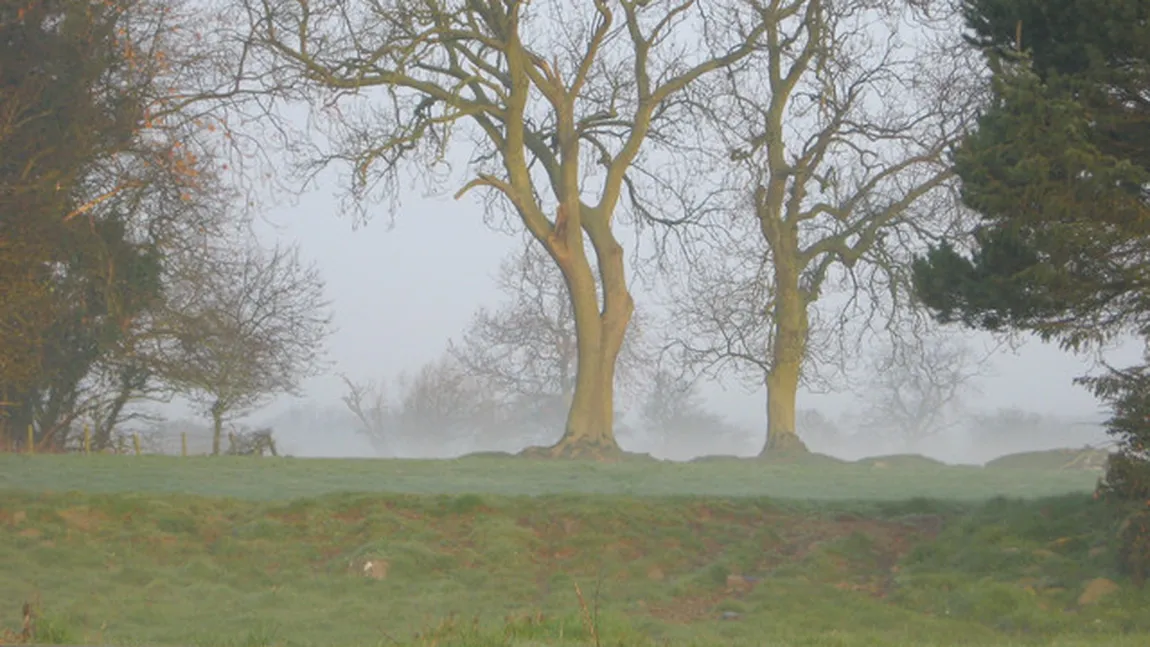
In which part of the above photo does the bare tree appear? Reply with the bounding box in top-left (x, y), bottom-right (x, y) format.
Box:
top-left (156, 241), bottom-right (332, 454)
top-left (342, 353), bottom-right (502, 456)
top-left (236, 0), bottom-right (773, 459)
top-left (448, 237), bottom-right (654, 441)
top-left (795, 408), bottom-right (843, 448)
top-left (857, 332), bottom-right (992, 447)
top-left (636, 365), bottom-right (751, 459)
top-left (341, 374), bottom-right (395, 455)
top-left (666, 0), bottom-right (982, 456)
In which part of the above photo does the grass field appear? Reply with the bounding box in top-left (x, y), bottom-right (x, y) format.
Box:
top-left (1, 452), bottom-right (1147, 647)
top-left (0, 452), bottom-right (1103, 500)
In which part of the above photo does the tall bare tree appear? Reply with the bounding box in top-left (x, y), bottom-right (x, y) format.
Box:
top-left (666, 0), bottom-right (982, 456)
top-left (448, 237), bottom-right (653, 441)
top-left (156, 241), bottom-right (332, 454)
top-left (236, 0), bottom-right (772, 458)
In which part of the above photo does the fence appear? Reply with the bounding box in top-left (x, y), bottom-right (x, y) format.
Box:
top-left (9, 425), bottom-right (277, 457)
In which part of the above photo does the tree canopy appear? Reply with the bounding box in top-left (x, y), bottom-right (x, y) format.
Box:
top-left (0, 0), bottom-right (168, 445)
top-left (912, 0), bottom-right (1150, 350)
top-left (0, 0), bottom-right (284, 450)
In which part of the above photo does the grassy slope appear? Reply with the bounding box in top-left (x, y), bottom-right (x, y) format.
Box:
top-left (0, 455), bottom-right (1144, 647)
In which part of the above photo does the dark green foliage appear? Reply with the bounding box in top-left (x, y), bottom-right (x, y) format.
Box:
top-left (1087, 363), bottom-right (1150, 505)
top-left (913, 0), bottom-right (1150, 349)
top-left (1117, 509), bottom-right (1150, 586)
top-left (2, 215), bottom-right (164, 446)
top-left (0, 0), bottom-right (166, 446)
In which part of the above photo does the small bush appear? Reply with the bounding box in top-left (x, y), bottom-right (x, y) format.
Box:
top-left (1098, 452), bottom-right (1150, 503)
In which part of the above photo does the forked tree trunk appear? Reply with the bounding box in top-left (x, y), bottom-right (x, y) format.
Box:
top-left (536, 217), bottom-right (633, 461)
top-left (760, 253), bottom-right (811, 458)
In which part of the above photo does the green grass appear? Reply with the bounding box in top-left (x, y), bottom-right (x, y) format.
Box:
top-left (0, 452), bottom-right (1102, 501)
top-left (0, 454), bottom-right (1142, 647)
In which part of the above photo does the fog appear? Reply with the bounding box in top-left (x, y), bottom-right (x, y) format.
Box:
top-left (138, 182), bottom-right (1135, 466)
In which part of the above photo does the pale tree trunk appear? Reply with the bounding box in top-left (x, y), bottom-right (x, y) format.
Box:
top-left (759, 215), bottom-right (811, 457)
top-left (762, 276), bottom-right (810, 456)
top-left (534, 205), bottom-right (634, 460)
top-left (508, 76), bottom-right (635, 460)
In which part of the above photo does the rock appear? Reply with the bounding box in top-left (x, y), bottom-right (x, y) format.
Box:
top-left (357, 559), bottom-right (389, 580)
top-left (721, 611), bottom-right (740, 621)
top-left (1078, 578), bottom-right (1119, 606)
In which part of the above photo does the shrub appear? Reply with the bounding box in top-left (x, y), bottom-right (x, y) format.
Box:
top-left (1079, 361), bottom-right (1150, 585)
top-left (1116, 508), bottom-right (1150, 586)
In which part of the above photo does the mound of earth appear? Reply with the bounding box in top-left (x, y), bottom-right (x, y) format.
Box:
top-left (2, 486), bottom-right (1145, 644)
top-left (985, 447), bottom-right (1110, 471)
top-left (458, 450), bottom-right (519, 459)
top-left (688, 451), bottom-right (848, 467)
top-left (855, 454), bottom-right (950, 469)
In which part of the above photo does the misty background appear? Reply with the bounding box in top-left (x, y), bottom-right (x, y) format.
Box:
top-left (139, 177), bottom-right (1134, 465)
top-left (81, 1), bottom-right (1135, 464)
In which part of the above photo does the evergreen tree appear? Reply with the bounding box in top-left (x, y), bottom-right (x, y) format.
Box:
top-left (911, 0), bottom-right (1150, 582)
top-left (914, 0), bottom-right (1149, 348)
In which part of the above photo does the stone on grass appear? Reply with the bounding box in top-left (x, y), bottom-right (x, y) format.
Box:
top-left (348, 558), bottom-right (389, 580)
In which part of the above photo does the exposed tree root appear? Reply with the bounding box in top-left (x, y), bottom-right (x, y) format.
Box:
top-left (759, 430), bottom-right (811, 460)
top-left (520, 436), bottom-right (623, 462)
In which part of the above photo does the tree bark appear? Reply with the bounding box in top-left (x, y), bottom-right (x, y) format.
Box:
top-left (760, 240), bottom-right (811, 458)
top-left (546, 263), bottom-right (632, 459)
top-left (528, 208), bottom-right (634, 461)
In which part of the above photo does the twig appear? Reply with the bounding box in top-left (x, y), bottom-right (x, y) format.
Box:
top-left (573, 581), bottom-right (601, 647)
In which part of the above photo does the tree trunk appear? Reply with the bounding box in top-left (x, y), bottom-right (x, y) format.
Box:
top-left (211, 402), bottom-right (224, 456)
top-left (546, 275), bottom-right (631, 460)
top-left (531, 218), bottom-right (633, 461)
top-left (760, 253), bottom-right (811, 458)
top-left (764, 355), bottom-right (807, 455)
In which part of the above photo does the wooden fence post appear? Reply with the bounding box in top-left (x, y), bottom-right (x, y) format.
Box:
top-left (83, 425), bottom-right (91, 455)
top-left (26, 425), bottom-right (33, 454)
top-left (181, 431), bottom-right (188, 457)
top-left (132, 433), bottom-right (141, 456)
